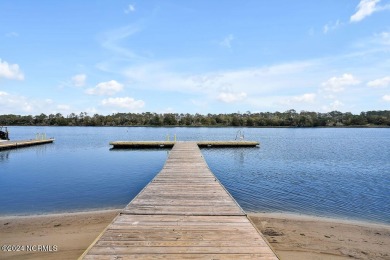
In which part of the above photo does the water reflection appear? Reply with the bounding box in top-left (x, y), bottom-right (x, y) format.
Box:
top-left (202, 147), bottom-right (260, 166)
top-left (0, 151), bottom-right (10, 162)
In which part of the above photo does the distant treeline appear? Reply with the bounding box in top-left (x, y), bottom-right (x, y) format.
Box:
top-left (1, 110), bottom-right (390, 127)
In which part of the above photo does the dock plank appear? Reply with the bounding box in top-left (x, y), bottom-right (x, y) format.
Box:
top-left (84, 254), bottom-right (277, 260)
top-left (81, 142), bottom-right (278, 259)
top-left (110, 140), bottom-right (259, 148)
top-left (0, 139), bottom-right (54, 150)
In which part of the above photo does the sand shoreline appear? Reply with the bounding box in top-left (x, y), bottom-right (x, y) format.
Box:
top-left (247, 211), bottom-right (390, 228)
top-left (249, 213), bottom-right (390, 260)
top-left (1, 209), bottom-right (389, 259)
top-left (0, 209), bottom-right (120, 260)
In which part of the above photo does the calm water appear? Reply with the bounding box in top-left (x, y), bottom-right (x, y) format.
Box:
top-left (0, 127), bottom-right (389, 224)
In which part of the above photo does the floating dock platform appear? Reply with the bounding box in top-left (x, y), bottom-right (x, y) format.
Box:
top-left (0, 139), bottom-right (55, 150)
top-left (110, 140), bottom-right (259, 148)
top-left (81, 142), bottom-right (277, 259)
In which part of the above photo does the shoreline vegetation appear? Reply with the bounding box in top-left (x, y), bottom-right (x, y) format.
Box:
top-left (1, 110), bottom-right (389, 127)
top-left (1, 210), bottom-right (389, 260)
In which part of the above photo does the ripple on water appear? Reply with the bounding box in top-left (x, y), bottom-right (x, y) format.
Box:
top-left (0, 127), bottom-right (389, 224)
top-left (202, 128), bottom-right (390, 224)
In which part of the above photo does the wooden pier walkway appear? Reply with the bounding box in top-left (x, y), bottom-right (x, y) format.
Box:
top-left (0, 139), bottom-right (54, 150)
top-left (81, 142), bottom-right (278, 259)
top-left (110, 140), bottom-right (259, 148)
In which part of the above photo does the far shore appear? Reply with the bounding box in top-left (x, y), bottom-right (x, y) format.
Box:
top-left (1, 210), bottom-right (389, 260)
top-left (4, 124), bottom-right (390, 128)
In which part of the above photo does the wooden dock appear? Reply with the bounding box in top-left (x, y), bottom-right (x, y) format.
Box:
top-left (0, 139), bottom-right (55, 150)
top-left (81, 142), bottom-right (277, 259)
top-left (110, 140), bottom-right (259, 148)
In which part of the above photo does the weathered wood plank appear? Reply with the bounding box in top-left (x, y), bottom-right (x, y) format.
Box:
top-left (81, 142), bottom-right (278, 259)
top-left (113, 214), bottom-right (252, 223)
top-left (122, 206), bottom-right (244, 216)
top-left (129, 200), bottom-right (236, 205)
top-left (84, 254), bottom-right (277, 260)
top-left (95, 240), bottom-right (267, 247)
top-left (87, 246), bottom-right (272, 254)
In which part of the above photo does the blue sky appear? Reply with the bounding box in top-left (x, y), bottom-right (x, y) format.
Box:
top-left (1, 0), bottom-right (390, 115)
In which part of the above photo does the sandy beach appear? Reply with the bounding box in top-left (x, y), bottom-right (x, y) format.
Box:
top-left (1, 210), bottom-right (389, 260)
top-left (0, 210), bottom-right (120, 260)
top-left (249, 213), bottom-right (390, 260)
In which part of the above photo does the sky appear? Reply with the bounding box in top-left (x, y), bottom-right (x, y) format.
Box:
top-left (1, 0), bottom-right (390, 115)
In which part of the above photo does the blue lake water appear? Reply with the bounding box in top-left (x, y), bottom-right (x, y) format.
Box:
top-left (0, 126), bottom-right (389, 224)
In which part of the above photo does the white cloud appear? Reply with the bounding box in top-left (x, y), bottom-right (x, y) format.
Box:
top-left (377, 31), bottom-right (390, 45)
top-left (219, 34), bottom-right (234, 48)
top-left (101, 97), bottom-right (145, 111)
top-left (322, 74), bottom-right (360, 92)
top-left (323, 25), bottom-right (329, 34)
top-left (0, 92), bottom-right (55, 114)
top-left (350, 0), bottom-right (390, 22)
top-left (383, 95), bottom-right (390, 101)
top-left (330, 100), bottom-right (344, 110)
top-left (322, 100), bottom-right (344, 111)
top-left (71, 74), bottom-right (86, 87)
top-left (115, 47), bottom-right (388, 113)
top-left (0, 59), bottom-right (24, 80)
top-left (323, 20), bottom-right (341, 34)
top-left (367, 76), bottom-right (390, 87)
top-left (101, 25), bottom-right (140, 59)
top-left (353, 31), bottom-right (390, 50)
top-left (85, 80), bottom-right (123, 95)
top-left (124, 4), bottom-right (135, 14)
top-left (351, 0), bottom-right (379, 22)
top-left (217, 91), bottom-right (247, 103)
top-left (280, 93), bottom-right (316, 105)
top-left (123, 60), bottom-right (314, 96)
top-left (86, 107), bottom-right (98, 114)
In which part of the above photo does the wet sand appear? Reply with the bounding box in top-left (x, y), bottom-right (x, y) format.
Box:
top-left (1, 210), bottom-right (389, 259)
